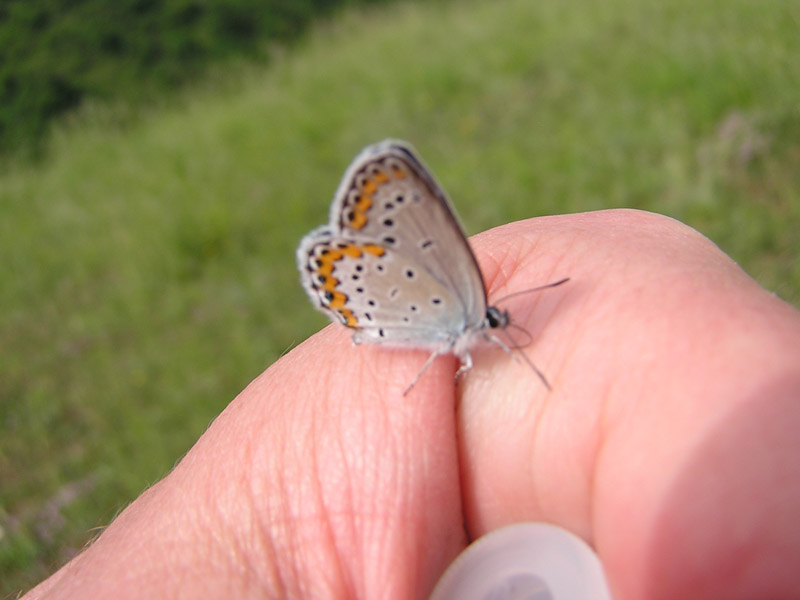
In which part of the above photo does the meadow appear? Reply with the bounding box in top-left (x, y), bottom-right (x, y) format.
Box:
top-left (2, 0), bottom-right (799, 593)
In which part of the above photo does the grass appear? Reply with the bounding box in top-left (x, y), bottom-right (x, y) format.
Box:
top-left (1, 0), bottom-right (388, 156)
top-left (2, 0), bottom-right (799, 593)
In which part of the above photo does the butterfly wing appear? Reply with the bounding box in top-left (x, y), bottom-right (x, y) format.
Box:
top-left (331, 140), bottom-right (487, 326)
top-left (297, 140), bottom-right (488, 348)
top-left (297, 228), bottom-right (471, 347)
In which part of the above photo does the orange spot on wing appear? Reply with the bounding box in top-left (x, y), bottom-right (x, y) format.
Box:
top-left (326, 250), bottom-right (343, 261)
top-left (363, 243), bottom-right (386, 257)
top-left (341, 309), bottom-right (359, 328)
top-left (349, 212), bottom-right (367, 230)
top-left (321, 275), bottom-right (338, 292)
top-left (361, 179), bottom-right (377, 195)
top-left (340, 244), bottom-right (363, 258)
top-left (328, 291), bottom-right (347, 309)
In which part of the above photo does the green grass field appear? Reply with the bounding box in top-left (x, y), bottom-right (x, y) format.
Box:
top-left (2, 0), bottom-right (799, 593)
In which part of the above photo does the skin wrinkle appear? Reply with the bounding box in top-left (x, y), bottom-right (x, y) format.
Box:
top-left (556, 281), bottom-right (611, 534)
top-left (498, 237), bottom-right (568, 329)
top-left (384, 402), bottom-right (438, 596)
top-left (480, 228), bottom-right (537, 299)
top-left (523, 387), bottom-right (549, 528)
top-left (536, 389), bottom-right (585, 532)
top-left (373, 441), bottom-right (408, 597)
top-left (327, 376), bottom-right (409, 598)
top-left (336, 397), bottom-right (366, 599)
top-left (197, 481), bottom-right (238, 576)
top-left (252, 506), bottom-right (286, 597)
top-left (475, 241), bottom-right (566, 387)
top-left (308, 397), bottom-right (355, 600)
top-left (587, 305), bottom-right (625, 555)
top-left (504, 223), bottom-right (587, 514)
top-left (584, 397), bottom-right (608, 549)
top-left (210, 417), bottom-right (256, 581)
top-left (266, 429), bottom-right (294, 597)
top-left (237, 452), bottom-right (281, 594)
top-left (277, 387), bottom-right (321, 598)
top-left (472, 229), bottom-right (581, 529)
top-left (276, 387), bottom-right (309, 597)
top-left (459, 232), bottom-right (565, 532)
top-left (218, 516), bottom-right (258, 592)
top-left (381, 401), bottom-right (423, 593)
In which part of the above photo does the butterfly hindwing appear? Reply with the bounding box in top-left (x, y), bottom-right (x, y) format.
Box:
top-left (297, 227), bottom-right (467, 346)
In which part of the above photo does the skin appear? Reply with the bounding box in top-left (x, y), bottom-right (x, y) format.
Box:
top-left (24, 209), bottom-right (800, 599)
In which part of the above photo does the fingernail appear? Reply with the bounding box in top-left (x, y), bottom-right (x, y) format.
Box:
top-left (430, 523), bottom-right (612, 600)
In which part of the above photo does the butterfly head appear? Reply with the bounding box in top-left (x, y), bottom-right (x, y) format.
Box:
top-left (485, 306), bottom-right (510, 331)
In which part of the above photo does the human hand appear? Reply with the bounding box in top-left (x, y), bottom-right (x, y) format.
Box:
top-left (25, 209), bottom-right (800, 599)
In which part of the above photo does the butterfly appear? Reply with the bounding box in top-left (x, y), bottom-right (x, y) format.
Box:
top-left (297, 139), bottom-right (567, 394)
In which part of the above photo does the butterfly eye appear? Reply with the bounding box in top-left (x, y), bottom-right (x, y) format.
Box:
top-left (486, 307), bottom-right (510, 329)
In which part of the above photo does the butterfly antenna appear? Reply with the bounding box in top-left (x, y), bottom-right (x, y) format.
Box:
top-left (488, 330), bottom-right (552, 391)
top-left (505, 321), bottom-right (533, 350)
top-left (494, 277), bottom-right (570, 306)
top-left (517, 346), bottom-right (552, 391)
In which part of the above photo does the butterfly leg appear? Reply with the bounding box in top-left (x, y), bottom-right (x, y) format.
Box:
top-left (403, 349), bottom-right (445, 396)
top-left (454, 351), bottom-right (473, 381)
top-left (486, 333), bottom-right (516, 361)
top-left (487, 333), bottom-right (552, 390)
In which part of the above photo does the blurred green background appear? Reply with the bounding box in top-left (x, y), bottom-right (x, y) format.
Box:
top-left (2, 0), bottom-right (799, 594)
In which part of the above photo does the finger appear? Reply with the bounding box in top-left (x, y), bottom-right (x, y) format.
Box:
top-left (224, 325), bottom-right (467, 598)
top-left (456, 209), bottom-right (800, 599)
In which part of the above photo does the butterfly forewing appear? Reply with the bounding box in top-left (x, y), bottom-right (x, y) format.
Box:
top-left (298, 140), bottom-right (491, 351)
top-left (330, 142), bottom-right (487, 329)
